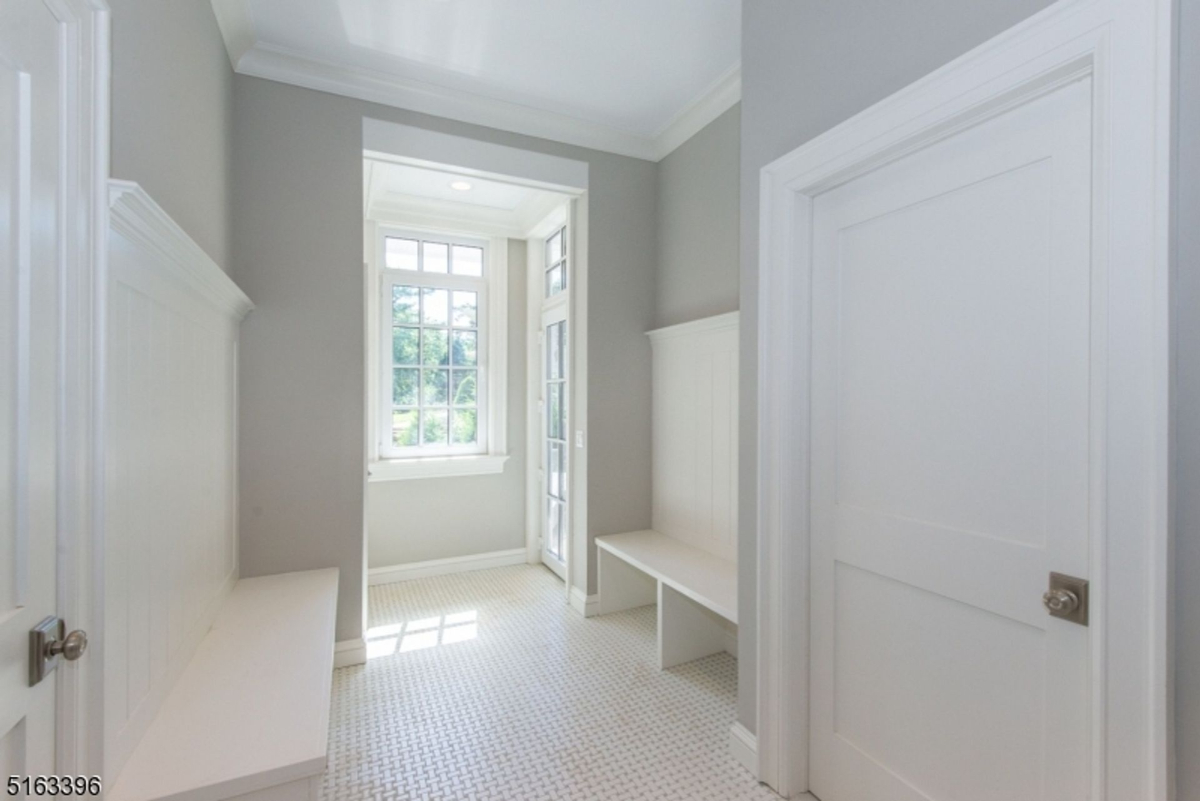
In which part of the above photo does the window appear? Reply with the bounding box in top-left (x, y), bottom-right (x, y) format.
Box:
top-left (379, 229), bottom-right (491, 459)
top-left (545, 225), bottom-right (567, 298)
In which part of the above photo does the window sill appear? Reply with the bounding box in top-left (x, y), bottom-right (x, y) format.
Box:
top-left (368, 454), bottom-right (509, 482)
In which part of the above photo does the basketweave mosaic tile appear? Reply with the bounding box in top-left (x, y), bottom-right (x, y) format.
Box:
top-left (320, 564), bottom-right (779, 801)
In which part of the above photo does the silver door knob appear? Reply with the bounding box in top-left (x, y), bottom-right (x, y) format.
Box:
top-left (46, 629), bottom-right (88, 661)
top-left (1042, 588), bottom-right (1080, 616)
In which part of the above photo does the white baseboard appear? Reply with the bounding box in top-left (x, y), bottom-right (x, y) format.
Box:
top-left (368, 548), bottom-right (527, 585)
top-left (570, 586), bottom-right (599, 618)
top-left (334, 638), bottom-right (367, 668)
top-left (729, 722), bottom-right (758, 778)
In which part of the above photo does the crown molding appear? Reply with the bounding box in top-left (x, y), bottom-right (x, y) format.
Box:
top-left (237, 43), bottom-right (661, 161)
top-left (652, 64), bottom-right (741, 160)
top-left (208, 0), bottom-right (739, 162)
top-left (109, 180), bottom-right (254, 321)
top-left (210, 0), bottom-right (256, 69)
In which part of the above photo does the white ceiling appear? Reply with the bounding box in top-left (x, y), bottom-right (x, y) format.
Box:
top-left (211, 0), bottom-right (741, 161)
top-left (364, 158), bottom-right (569, 237)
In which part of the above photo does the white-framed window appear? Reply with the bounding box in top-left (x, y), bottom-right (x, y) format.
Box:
top-left (377, 227), bottom-right (496, 462)
top-left (545, 225), bottom-right (567, 298)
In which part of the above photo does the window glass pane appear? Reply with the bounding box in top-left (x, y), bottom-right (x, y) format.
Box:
top-left (392, 285), bottom-right (419, 324)
top-left (385, 237), bottom-right (418, 271)
top-left (393, 368), bottom-right (419, 406)
top-left (422, 369), bottom-right (449, 406)
top-left (548, 321), bottom-right (563, 379)
top-left (452, 409), bottom-right (477, 445)
top-left (546, 231), bottom-right (562, 264)
top-left (452, 330), bottom-right (477, 366)
top-left (546, 265), bottom-right (563, 297)
top-left (548, 383), bottom-right (562, 439)
top-left (452, 291), bottom-right (477, 328)
top-left (423, 242), bottom-right (449, 273)
top-left (451, 370), bottom-right (477, 407)
top-left (548, 442), bottom-right (561, 498)
top-left (393, 327), bottom-right (419, 365)
top-left (392, 410), bottom-right (418, 447)
top-left (422, 409), bottom-right (449, 445)
top-left (422, 288), bottom-right (449, 325)
top-left (547, 498), bottom-right (561, 558)
top-left (452, 245), bottom-right (483, 277)
top-left (421, 328), bottom-right (449, 365)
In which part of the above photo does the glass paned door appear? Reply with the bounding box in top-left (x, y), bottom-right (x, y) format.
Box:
top-left (541, 306), bottom-right (568, 578)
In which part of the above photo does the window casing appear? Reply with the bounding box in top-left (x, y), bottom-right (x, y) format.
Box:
top-left (378, 228), bottom-right (491, 459)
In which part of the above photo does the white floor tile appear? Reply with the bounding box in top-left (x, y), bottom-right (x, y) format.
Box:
top-left (321, 564), bottom-right (778, 801)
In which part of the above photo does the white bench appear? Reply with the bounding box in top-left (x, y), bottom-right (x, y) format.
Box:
top-left (107, 569), bottom-right (339, 801)
top-left (596, 530), bottom-right (737, 670)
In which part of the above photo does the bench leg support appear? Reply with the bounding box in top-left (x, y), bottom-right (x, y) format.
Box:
top-left (658, 582), bottom-right (729, 670)
top-left (597, 548), bottom-right (657, 615)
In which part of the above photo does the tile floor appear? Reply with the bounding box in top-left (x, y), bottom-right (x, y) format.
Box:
top-left (320, 564), bottom-right (780, 801)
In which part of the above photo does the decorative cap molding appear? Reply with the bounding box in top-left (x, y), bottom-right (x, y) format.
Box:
top-left (647, 311), bottom-right (739, 342)
top-left (109, 180), bottom-right (254, 321)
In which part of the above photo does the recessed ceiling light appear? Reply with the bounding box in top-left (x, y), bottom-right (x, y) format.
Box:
top-left (449, 180), bottom-right (472, 191)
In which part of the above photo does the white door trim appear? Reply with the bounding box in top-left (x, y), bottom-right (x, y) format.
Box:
top-left (755, 0), bottom-right (1175, 797)
top-left (49, 0), bottom-right (110, 777)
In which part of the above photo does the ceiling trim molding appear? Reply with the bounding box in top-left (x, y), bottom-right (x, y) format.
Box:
top-left (208, 0), bottom-right (740, 162)
top-left (210, 0), bottom-right (257, 69)
top-left (651, 64), bottom-right (741, 160)
top-left (237, 43), bottom-right (661, 160)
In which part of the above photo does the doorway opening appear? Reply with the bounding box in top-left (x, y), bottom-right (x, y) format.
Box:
top-left (360, 121), bottom-right (588, 629)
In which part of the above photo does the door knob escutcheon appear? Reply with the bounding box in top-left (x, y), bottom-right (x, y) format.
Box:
top-left (1044, 572), bottom-right (1089, 626)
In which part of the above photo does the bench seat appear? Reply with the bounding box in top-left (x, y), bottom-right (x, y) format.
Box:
top-left (595, 530), bottom-right (736, 669)
top-left (107, 569), bottom-right (339, 801)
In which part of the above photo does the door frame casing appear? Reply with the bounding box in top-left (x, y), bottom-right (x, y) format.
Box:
top-left (755, 0), bottom-right (1176, 797)
top-left (44, 0), bottom-right (110, 778)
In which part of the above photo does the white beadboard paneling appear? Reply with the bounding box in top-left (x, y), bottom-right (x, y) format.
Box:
top-left (648, 312), bottom-right (739, 562)
top-left (104, 182), bottom-right (253, 779)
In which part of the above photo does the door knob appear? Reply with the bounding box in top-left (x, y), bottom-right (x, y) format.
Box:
top-left (1042, 588), bottom-right (1079, 615)
top-left (46, 629), bottom-right (88, 661)
top-left (29, 617), bottom-right (88, 685)
top-left (1043, 572), bottom-right (1089, 626)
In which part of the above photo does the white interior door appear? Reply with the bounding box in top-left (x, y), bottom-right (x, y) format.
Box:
top-left (1, 0), bottom-right (68, 775)
top-left (809, 75), bottom-right (1095, 801)
top-left (540, 304), bottom-right (568, 579)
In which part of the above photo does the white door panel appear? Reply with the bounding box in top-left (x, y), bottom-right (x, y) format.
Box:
top-left (810, 76), bottom-right (1094, 801)
top-left (0, 0), bottom-right (66, 775)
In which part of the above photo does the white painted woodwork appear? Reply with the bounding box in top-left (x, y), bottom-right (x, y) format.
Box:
top-left (755, 1), bottom-right (1176, 797)
top-left (106, 569), bottom-right (339, 801)
top-left (596, 547), bottom-right (657, 616)
top-left (596, 530), bottom-right (737, 670)
top-left (647, 313), bottom-right (738, 563)
top-left (367, 548), bottom-right (528, 586)
top-left (597, 531), bottom-right (736, 623)
top-left (104, 182), bottom-right (253, 780)
top-left (0, 0), bottom-right (67, 774)
top-left (809, 74), bottom-right (1093, 801)
top-left (658, 582), bottom-right (728, 670)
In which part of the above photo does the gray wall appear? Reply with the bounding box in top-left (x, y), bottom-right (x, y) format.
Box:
top-left (109, 0), bottom-right (233, 270)
top-left (368, 239), bottom-right (529, 568)
top-left (232, 75), bottom-right (656, 642)
top-left (1175, 0), bottom-right (1199, 796)
top-left (738, 0), bottom-right (1057, 732)
top-left (654, 104), bottom-right (741, 329)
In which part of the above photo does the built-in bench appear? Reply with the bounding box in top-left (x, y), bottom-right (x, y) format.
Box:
top-left (107, 569), bottom-right (339, 801)
top-left (596, 530), bottom-right (737, 670)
